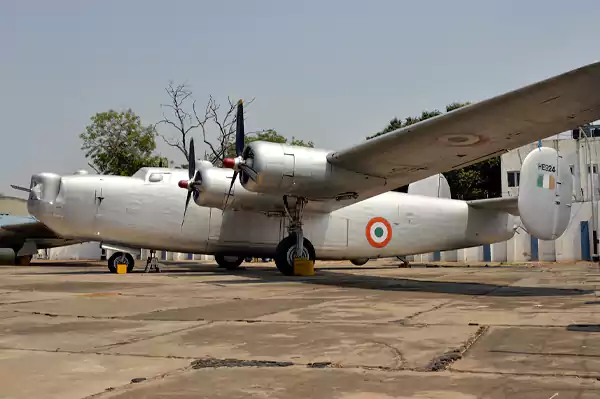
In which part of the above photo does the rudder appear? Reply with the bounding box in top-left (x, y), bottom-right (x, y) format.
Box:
top-left (518, 146), bottom-right (572, 240)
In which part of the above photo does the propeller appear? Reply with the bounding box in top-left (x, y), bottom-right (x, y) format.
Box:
top-left (177, 138), bottom-right (202, 227)
top-left (222, 100), bottom-right (259, 208)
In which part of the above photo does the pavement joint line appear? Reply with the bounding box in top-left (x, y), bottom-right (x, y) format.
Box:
top-left (79, 360), bottom-right (201, 399)
top-left (91, 322), bottom-right (212, 352)
top-left (7, 311), bottom-right (598, 329)
top-left (488, 349), bottom-right (600, 359)
top-left (422, 325), bottom-right (488, 372)
top-left (395, 299), bottom-right (454, 324)
top-left (449, 367), bottom-right (600, 381)
top-left (0, 299), bottom-right (66, 307)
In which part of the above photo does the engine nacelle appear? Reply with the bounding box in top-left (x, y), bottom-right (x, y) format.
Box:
top-left (518, 146), bottom-right (572, 240)
top-left (240, 141), bottom-right (380, 199)
top-left (192, 166), bottom-right (283, 212)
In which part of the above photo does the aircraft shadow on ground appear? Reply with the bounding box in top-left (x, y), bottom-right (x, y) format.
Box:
top-left (18, 262), bottom-right (593, 297)
top-left (214, 268), bottom-right (591, 297)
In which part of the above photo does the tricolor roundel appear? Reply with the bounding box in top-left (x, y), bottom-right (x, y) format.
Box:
top-left (366, 217), bottom-right (392, 248)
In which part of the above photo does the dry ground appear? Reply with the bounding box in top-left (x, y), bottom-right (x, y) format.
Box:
top-left (0, 258), bottom-right (599, 398)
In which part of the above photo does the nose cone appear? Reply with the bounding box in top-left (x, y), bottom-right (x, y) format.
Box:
top-left (178, 180), bottom-right (189, 189)
top-left (27, 172), bottom-right (63, 223)
top-left (222, 158), bottom-right (236, 169)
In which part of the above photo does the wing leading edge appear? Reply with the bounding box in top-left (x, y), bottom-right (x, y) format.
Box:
top-left (327, 61), bottom-right (600, 201)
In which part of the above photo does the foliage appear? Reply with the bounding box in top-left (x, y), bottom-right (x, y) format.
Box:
top-left (368, 102), bottom-right (501, 200)
top-left (80, 109), bottom-right (168, 176)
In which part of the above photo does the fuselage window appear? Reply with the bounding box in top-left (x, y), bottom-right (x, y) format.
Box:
top-left (148, 173), bottom-right (163, 183)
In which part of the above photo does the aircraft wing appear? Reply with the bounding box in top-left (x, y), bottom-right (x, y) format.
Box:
top-left (327, 61), bottom-right (600, 203)
top-left (0, 215), bottom-right (58, 238)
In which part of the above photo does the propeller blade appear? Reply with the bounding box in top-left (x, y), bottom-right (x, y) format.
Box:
top-left (239, 164), bottom-right (258, 182)
top-left (182, 190), bottom-right (192, 227)
top-left (188, 138), bottom-right (196, 180)
top-left (11, 185), bottom-right (31, 193)
top-left (224, 170), bottom-right (238, 209)
top-left (235, 100), bottom-right (245, 156)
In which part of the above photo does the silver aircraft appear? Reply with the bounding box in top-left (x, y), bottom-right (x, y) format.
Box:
top-left (13, 61), bottom-right (600, 274)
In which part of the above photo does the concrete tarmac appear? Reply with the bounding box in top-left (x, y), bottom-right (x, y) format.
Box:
top-left (0, 259), bottom-right (599, 398)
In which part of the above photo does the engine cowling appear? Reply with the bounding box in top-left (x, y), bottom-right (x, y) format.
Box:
top-left (239, 141), bottom-right (381, 199)
top-left (192, 166), bottom-right (283, 212)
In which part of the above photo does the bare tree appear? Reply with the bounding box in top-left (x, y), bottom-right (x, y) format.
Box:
top-left (156, 82), bottom-right (198, 164)
top-left (156, 81), bottom-right (258, 167)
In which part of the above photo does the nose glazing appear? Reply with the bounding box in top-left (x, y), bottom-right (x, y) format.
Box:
top-left (29, 172), bottom-right (62, 204)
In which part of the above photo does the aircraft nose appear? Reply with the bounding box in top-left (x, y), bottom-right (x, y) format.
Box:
top-left (27, 172), bottom-right (63, 220)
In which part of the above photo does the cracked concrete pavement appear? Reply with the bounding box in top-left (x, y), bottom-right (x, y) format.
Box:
top-left (0, 259), bottom-right (599, 398)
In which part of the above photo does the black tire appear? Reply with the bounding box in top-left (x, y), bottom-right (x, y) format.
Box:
top-left (215, 254), bottom-right (244, 270)
top-left (14, 254), bottom-right (32, 266)
top-left (274, 233), bottom-right (316, 276)
top-left (108, 252), bottom-right (135, 273)
top-left (350, 258), bottom-right (369, 266)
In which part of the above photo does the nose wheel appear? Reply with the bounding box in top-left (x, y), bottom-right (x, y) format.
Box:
top-left (274, 196), bottom-right (316, 276)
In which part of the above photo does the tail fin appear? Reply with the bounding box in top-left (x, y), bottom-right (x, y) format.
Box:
top-left (407, 173), bottom-right (451, 198)
top-left (517, 146), bottom-right (572, 240)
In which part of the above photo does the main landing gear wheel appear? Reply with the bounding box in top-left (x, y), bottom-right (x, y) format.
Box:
top-left (108, 252), bottom-right (135, 273)
top-left (12, 246), bottom-right (32, 266)
top-left (215, 254), bottom-right (244, 270)
top-left (14, 254), bottom-right (32, 266)
top-left (350, 258), bottom-right (369, 266)
top-left (274, 233), bottom-right (316, 276)
top-left (273, 196), bottom-right (316, 276)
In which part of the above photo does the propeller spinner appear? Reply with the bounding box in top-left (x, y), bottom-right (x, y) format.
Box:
top-left (222, 100), bottom-right (258, 207)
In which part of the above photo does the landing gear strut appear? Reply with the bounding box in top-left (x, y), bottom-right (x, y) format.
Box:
top-left (274, 196), bottom-right (316, 276)
top-left (144, 250), bottom-right (160, 273)
top-left (396, 256), bottom-right (410, 268)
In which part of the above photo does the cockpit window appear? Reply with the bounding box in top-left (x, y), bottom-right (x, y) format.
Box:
top-left (147, 172), bottom-right (171, 183)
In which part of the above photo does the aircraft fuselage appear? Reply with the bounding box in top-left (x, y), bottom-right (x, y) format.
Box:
top-left (28, 169), bottom-right (517, 259)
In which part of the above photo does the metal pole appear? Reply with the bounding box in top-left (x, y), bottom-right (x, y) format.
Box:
top-left (581, 126), bottom-right (599, 261)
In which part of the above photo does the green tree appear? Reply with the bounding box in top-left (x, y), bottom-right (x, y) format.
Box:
top-left (369, 102), bottom-right (501, 200)
top-left (80, 109), bottom-right (168, 176)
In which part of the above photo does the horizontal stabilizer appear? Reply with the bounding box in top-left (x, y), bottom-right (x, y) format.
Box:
top-left (467, 197), bottom-right (519, 215)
